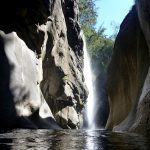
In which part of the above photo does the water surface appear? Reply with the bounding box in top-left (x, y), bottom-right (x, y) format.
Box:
top-left (0, 129), bottom-right (149, 150)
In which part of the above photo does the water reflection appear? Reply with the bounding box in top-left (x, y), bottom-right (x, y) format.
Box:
top-left (0, 129), bottom-right (149, 150)
top-left (85, 130), bottom-right (110, 150)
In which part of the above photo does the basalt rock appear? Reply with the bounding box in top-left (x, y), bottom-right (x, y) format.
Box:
top-left (0, 0), bottom-right (87, 129)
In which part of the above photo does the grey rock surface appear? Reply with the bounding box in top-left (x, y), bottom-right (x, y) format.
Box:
top-left (0, 0), bottom-right (87, 129)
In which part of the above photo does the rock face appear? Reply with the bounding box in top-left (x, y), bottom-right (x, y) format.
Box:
top-left (0, 0), bottom-right (87, 129)
top-left (107, 0), bottom-right (150, 135)
top-left (41, 0), bottom-right (87, 129)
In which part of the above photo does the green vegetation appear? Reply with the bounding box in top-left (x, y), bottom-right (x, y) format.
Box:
top-left (79, 0), bottom-right (114, 71)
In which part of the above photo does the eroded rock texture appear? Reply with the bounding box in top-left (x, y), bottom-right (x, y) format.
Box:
top-left (0, 0), bottom-right (87, 129)
top-left (107, 0), bottom-right (150, 135)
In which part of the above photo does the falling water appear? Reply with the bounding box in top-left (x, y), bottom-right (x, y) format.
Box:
top-left (82, 32), bottom-right (95, 129)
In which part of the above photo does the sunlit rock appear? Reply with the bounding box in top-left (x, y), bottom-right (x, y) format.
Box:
top-left (0, 0), bottom-right (87, 129)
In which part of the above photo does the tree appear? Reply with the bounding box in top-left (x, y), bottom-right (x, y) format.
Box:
top-left (79, 0), bottom-right (97, 29)
top-left (79, 0), bottom-right (112, 128)
top-left (79, 0), bottom-right (114, 71)
top-left (110, 21), bottom-right (120, 40)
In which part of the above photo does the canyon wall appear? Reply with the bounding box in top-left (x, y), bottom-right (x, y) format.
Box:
top-left (0, 0), bottom-right (87, 129)
top-left (107, 0), bottom-right (150, 135)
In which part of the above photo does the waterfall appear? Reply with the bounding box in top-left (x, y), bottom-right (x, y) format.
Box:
top-left (82, 32), bottom-right (95, 129)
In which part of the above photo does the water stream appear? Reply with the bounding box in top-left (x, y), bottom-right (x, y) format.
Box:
top-left (82, 33), bottom-right (95, 129)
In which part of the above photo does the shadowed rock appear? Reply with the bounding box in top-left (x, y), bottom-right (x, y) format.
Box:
top-left (107, 1), bottom-right (150, 135)
top-left (0, 0), bottom-right (87, 129)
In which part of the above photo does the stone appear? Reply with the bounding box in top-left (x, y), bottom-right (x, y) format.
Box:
top-left (41, 0), bottom-right (87, 129)
top-left (0, 0), bottom-right (87, 129)
top-left (107, 1), bottom-right (150, 135)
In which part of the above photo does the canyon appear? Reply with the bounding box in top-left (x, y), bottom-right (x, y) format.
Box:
top-left (0, 0), bottom-right (150, 136)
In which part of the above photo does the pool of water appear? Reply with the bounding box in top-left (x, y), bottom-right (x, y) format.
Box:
top-left (0, 129), bottom-right (149, 150)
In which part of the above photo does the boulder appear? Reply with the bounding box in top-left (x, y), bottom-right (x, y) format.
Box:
top-left (0, 0), bottom-right (87, 129)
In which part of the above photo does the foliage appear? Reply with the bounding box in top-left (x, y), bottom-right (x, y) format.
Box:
top-left (79, 0), bottom-right (114, 71)
top-left (110, 21), bottom-right (120, 40)
top-left (79, 0), bottom-right (97, 29)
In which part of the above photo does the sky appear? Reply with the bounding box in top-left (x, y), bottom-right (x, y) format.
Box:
top-left (95, 0), bottom-right (134, 37)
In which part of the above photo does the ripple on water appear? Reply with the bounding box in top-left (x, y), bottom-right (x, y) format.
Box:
top-left (0, 129), bottom-right (149, 150)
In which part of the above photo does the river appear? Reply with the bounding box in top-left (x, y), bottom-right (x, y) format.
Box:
top-left (0, 129), bottom-right (149, 150)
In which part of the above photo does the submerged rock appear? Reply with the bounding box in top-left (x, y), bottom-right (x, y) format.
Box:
top-left (0, 0), bottom-right (87, 129)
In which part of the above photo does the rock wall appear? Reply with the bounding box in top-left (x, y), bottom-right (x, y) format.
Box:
top-left (41, 0), bottom-right (87, 129)
top-left (0, 0), bottom-right (87, 129)
top-left (107, 0), bottom-right (150, 135)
